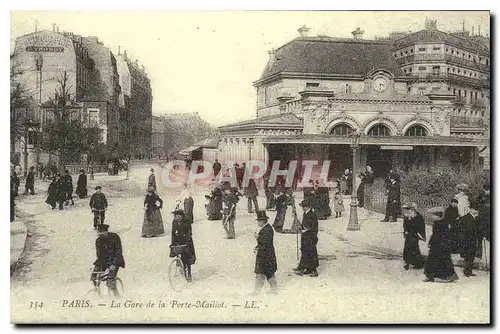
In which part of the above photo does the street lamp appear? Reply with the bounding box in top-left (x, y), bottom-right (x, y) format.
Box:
top-left (347, 130), bottom-right (361, 231)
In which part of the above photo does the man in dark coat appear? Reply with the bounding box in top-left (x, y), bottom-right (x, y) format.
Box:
top-left (61, 170), bottom-right (74, 206)
top-left (294, 199), bottom-right (319, 277)
top-left (89, 186), bottom-right (108, 229)
top-left (148, 168), bottom-right (157, 191)
top-left (24, 166), bottom-right (35, 195)
top-left (459, 205), bottom-right (482, 277)
top-left (477, 185), bottom-right (490, 242)
top-left (91, 224), bottom-right (125, 296)
top-left (245, 178), bottom-right (259, 213)
top-left (381, 176), bottom-right (401, 222)
top-left (222, 185), bottom-right (239, 239)
top-left (11, 171), bottom-right (20, 197)
top-left (45, 177), bottom-right (58, 210)
top-left (402, 202), bottom-right (426, 270)
top-left (272, 189), bottom-right (288, 233)
top-left (76, 169), bottom-right (88, 199)
top-left (213, 159), bottom-right (222, 177)
top-left (253, 210), bottom-right (278, 295)
top-left (170, 209), bottom-right (196, 282)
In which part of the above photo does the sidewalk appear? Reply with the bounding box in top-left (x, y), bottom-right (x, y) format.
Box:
top-left (321, 196), bottom-right (490, 271)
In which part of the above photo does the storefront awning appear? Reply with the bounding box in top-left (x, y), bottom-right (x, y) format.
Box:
top-left (261, 134), bottom-right (489, 147)
top-left (179, 146), bottom-right (201, 156)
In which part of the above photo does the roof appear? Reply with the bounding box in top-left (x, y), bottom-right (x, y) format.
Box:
top-left (258, 37), bottom-right (404, 83)
top-left (179, 146), bottom-right (201, 155)
top-left (218, 113), bottom-right (303, 132)
top-left (195, 138), bottom-right (219, 149)
top-left (393, 29), bottom-right (490, 55)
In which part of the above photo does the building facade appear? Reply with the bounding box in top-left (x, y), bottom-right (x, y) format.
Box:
top-left (218, 24), bottom-right (488, 182)
top-left (152, 114), bottom-right (166, 158)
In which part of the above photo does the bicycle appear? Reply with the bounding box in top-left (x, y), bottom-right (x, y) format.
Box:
top-left (168, 244), bottom-right (188, 292)
top-left (92, 208), bottom-right (106, 229)
top-left (85, 268), bottom-right (124, 298)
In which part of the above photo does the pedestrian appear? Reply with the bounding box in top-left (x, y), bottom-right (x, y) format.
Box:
top-left (459, 204), bottom-right (482, 277)
top-left (253, 210), bottom-right (278, 295)
top-left (205, 180), bottom-right (223, 220)
top-left (423, 202), bottom-right (460, 283)
top-left (55, 174), bottom-right (66, 210)
top-left (234, 163), bottom-right (243, 189)
top-left (62, 170), bottom-right (74, 206)
top-left (381, 176), bottom-right (401, 222)
top-left (89, 186), bottom-right (108, 229)
top-left (76, 169), bottom-right (88, 199)
top-left (169, 208), bottom-right (196, 282)
top-left (454, 183), bottom-right (470, 218)
top-left (293, 199), bottom-right (319, 277)
top-left (45, 177), bottom-right (58, 210)
top-left (476, 184), bottom-right (490, 242)
top-left (402, 202), bottom-right (426, 270)
top-left (264, 176), bottom-right (276, 211)
top-left (142, 187), bottom-right (165, 238)
top-left (24, 166), bottom-right (35, 195)
top-left (91, 224), bottom-right (125, 297)
top-left (340, 169), bottom-right (351, 195)
top-left (332, 188), bottom-right (344, 218)
top-left (213, 159), bottom-right (222, 177)
top-left (245, 178), bottom-right (259, 214)
top-left (222, 183), bottom-right (239, 239)
top-left (311, 181), bottom-right (328, 220)
top-left (14, 163), bottom-right (22, 176)
top-left (11, 171), bottom-right (20, 197)
top-left (148, 168), bottom-right (157, 191)
top-left (177, 183), bottom-right (194, 229)
top-left (272, 188), bottom-right (288, 233)
top-left (357, 166), bottom-right (374, 208)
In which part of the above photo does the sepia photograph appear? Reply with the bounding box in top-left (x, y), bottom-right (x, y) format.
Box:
top-left (9, 10), bottom-right (491, 324)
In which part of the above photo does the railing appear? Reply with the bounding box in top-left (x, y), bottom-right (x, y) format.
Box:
top-left (283, 98), bottom-right (302, 114)
top-left (454, 96), bottom-right (466, 105)
top-left (450, 116), bottom-right (486, 127)
top-left (444, 55), bottom-right (490, 72)
top-left (471, 99), bottom-right (487, 108)
top-left (409, 72), bottom-right (488, 89)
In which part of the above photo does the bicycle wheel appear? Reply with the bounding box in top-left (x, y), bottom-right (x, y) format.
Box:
top-left (115, 277), bottom-right (124, 296)
top-left (168, 258), bottom-right (187, 292)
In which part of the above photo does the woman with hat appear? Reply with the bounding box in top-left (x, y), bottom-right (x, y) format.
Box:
top-left (142, 187), bottom-right (165, 238)
top-left (45, 176), bottom-right (58, 210)
top-left (423, 201), bottom-right (460, 282)
top-left (169, 208), bottom-right (196, 282)
top-left (76, 169), bottom-right (88, 199)
top-left (454, 183), bottom-right (470, 218)
top-left (402, 202), bottom-right (426, 270)
top-left (294, 199), bottom-right (319, 277)
top-left (253, 210), bottom-right (278, 295)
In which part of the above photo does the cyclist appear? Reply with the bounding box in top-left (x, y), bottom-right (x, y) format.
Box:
top-left (169, 208), bottom-right (196, 282)
top-left (89, 185), bottom-right (108, 229)
top-left (91, 224), bottom-right (125, 296)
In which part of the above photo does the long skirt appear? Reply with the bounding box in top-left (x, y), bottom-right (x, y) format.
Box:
top-left (76, 185), bottom-right (87, 199)
top-left (142, 208), bottom-right (165, 237)
top-left (45, 194), bottom-right (57, 208)
top-left (181, 238), bottom-right (196, 266)
top-left (207, 197), bottom-right (222, 220)
top-left (272, 206), bottom-right (287, 230)
top-left (403, 236), bottom-right (425, 267)
top-left (424, 244), bottom-right (457, 280)
top-left (298, 231), bottom-right (319, 270)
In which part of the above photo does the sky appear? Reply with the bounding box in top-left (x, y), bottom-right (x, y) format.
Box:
top-left (10, 11), bottom-right (490, 126)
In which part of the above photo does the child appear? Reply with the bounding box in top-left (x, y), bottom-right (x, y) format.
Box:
top-left (333, 188), bottom-right (344, 218)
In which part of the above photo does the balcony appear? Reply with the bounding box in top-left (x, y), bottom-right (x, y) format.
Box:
top-left (444, 55), bottom-right (490, 73)
top-left (454, 96), bottom-right (466, 105)
top-left (279, 98), bottom-right (302, 114)
top-left (471, 99), bottom-right (487, 109)
top-left (450, 116), bottom-right (486, 128)
top-left (409, 72), bottom-right (489, 89)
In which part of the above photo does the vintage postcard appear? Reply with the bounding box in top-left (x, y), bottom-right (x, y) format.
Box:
top-left (10, 10), bottom-right (490, 324)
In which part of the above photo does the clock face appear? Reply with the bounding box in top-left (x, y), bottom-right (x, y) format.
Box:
top-left (373, 76), bottom-right (389, 92)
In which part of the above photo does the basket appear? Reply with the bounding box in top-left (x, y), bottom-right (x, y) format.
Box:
top-left (170, 244), bottom-right (187, 256)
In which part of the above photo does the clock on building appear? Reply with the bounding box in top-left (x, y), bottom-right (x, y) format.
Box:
top-left (373, 76), bottom-right (389, 93)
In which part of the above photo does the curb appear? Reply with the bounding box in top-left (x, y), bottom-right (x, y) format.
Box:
top-left (10, 210), bottom-right (32, 277)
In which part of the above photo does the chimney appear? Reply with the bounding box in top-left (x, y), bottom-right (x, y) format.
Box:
top-left (124, 50), bottom-right (128, 60)
top-left (472, 26), bottom-right (474, 35)
top-left (425, 18), bottom-right (437, 30)
top-left (351, 27), bottom-right (364, 40)
top-left (52, 23), bottom-right (56, 32)
top-left (298, 25), bottom-right (310, 38)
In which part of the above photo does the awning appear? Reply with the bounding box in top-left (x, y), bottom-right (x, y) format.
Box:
top-left (261, 134), bottom-right (489, 147)
top-left (179, 146), bottom-right (201, 156)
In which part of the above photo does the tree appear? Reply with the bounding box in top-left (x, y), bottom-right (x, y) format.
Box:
top-left (43, 71), bottom-right (102, 170)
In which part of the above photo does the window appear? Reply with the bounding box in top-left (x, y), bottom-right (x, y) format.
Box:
top-left (418, 47), bottom-right (426, 52)
top-left (394, 53), bottom-right (397, 58)
top-left (447, 67), bottom-right (450, 72)
top-left (452, 68), bottom-right (456, 72)
top-left (475, 92), bottom-right (478, 100)
top-left (453, 88), bottom-right (456, 95)
top-left (410, 49), bottom-right (414, 53)
top-left (88, 108), bottom-right (99, 126)
top-left (418, 66), bottom-right (426, 71)
top-left (451, 50), bottom-right (455, 54)
top-left (432, 87), bottom-right (440, 92)
top-left (486, 59), bottom-right (489, 65)
top-left (433, 47), bottom-right (441, 51)
top-left (330, 124), bottom-right (353, 136)
top-left (468, 55), bottom-right (471, 59)
top-left (345, 84), bottom-right (352, 93)
top-left (446, 48), bottom-right (449, 52)
top-left (306, 82), bottom-right (319, 88)
top-left (368, 124), bottom-right (391, 136)
top-left (458, 89), bottom-right (461, 96)
top-left (400, 52), bottom-right (403, 56)
top-left (405, 125), bottom-right (427, 137)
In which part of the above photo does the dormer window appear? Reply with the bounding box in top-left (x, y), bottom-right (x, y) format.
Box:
top-left (306, 82), bottom-right (319, 88)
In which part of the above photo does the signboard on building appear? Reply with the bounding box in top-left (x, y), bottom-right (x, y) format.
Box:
top-left (25, 46), bottom-right (64, 52)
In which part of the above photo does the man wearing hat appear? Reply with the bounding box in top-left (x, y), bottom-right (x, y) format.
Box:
top-left (294, 199), bottom-right (319, 277)
top-left (76, 169), bottom-right (88, 199)
top-left (170, 208), bottom-right (196, 282)
top-left (148, 168), bottom-right (157, 191)
top-left (89, 186), bottom-right (108, 229)
top-left (253, 210), bottom-right (278, 295)
top-left (222, 184), bottom-right (239, 239)
top-left (92, 224), bottom-right (125, 296)
top-left (459, 203), bottom-right (482, 277)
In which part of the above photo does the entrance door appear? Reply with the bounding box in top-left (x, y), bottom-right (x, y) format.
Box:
top-left (366, 146), bottom-right (393, 178)
top-left (327, 145), bottom-right (352, 180)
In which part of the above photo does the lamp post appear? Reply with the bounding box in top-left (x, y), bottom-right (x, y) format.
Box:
top-left (347, 130), bottom-right (361, 231)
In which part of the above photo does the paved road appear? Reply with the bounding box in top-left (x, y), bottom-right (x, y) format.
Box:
top-left (11, 168), bottom-right (490, 324)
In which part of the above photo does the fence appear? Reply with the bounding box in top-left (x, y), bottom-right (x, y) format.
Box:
top-left (364, 180), bottom-right (448, 215)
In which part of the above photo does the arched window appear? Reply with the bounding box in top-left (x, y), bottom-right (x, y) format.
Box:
top-left (405, 125), bottom-right (428, 137)
top-left (330, 123), bottom-right (353, 136)
top-left (367, 124), bottom-right (391, 137)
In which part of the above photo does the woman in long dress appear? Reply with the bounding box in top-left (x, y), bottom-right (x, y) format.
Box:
top-left (402, 202), bottom-right (426, 270)
top-left (142, 187), bottom-right (165, 238)
top-left (423, 201), bottom-right (460, 282)
top-left (75, 169), bottom-right (88, 199)
top-left (206, 181), bottom-right (223, 220)
top-left (45, 177), bottom-right (58, 210)
top-left (357, 166), bottom-right (374, 208)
